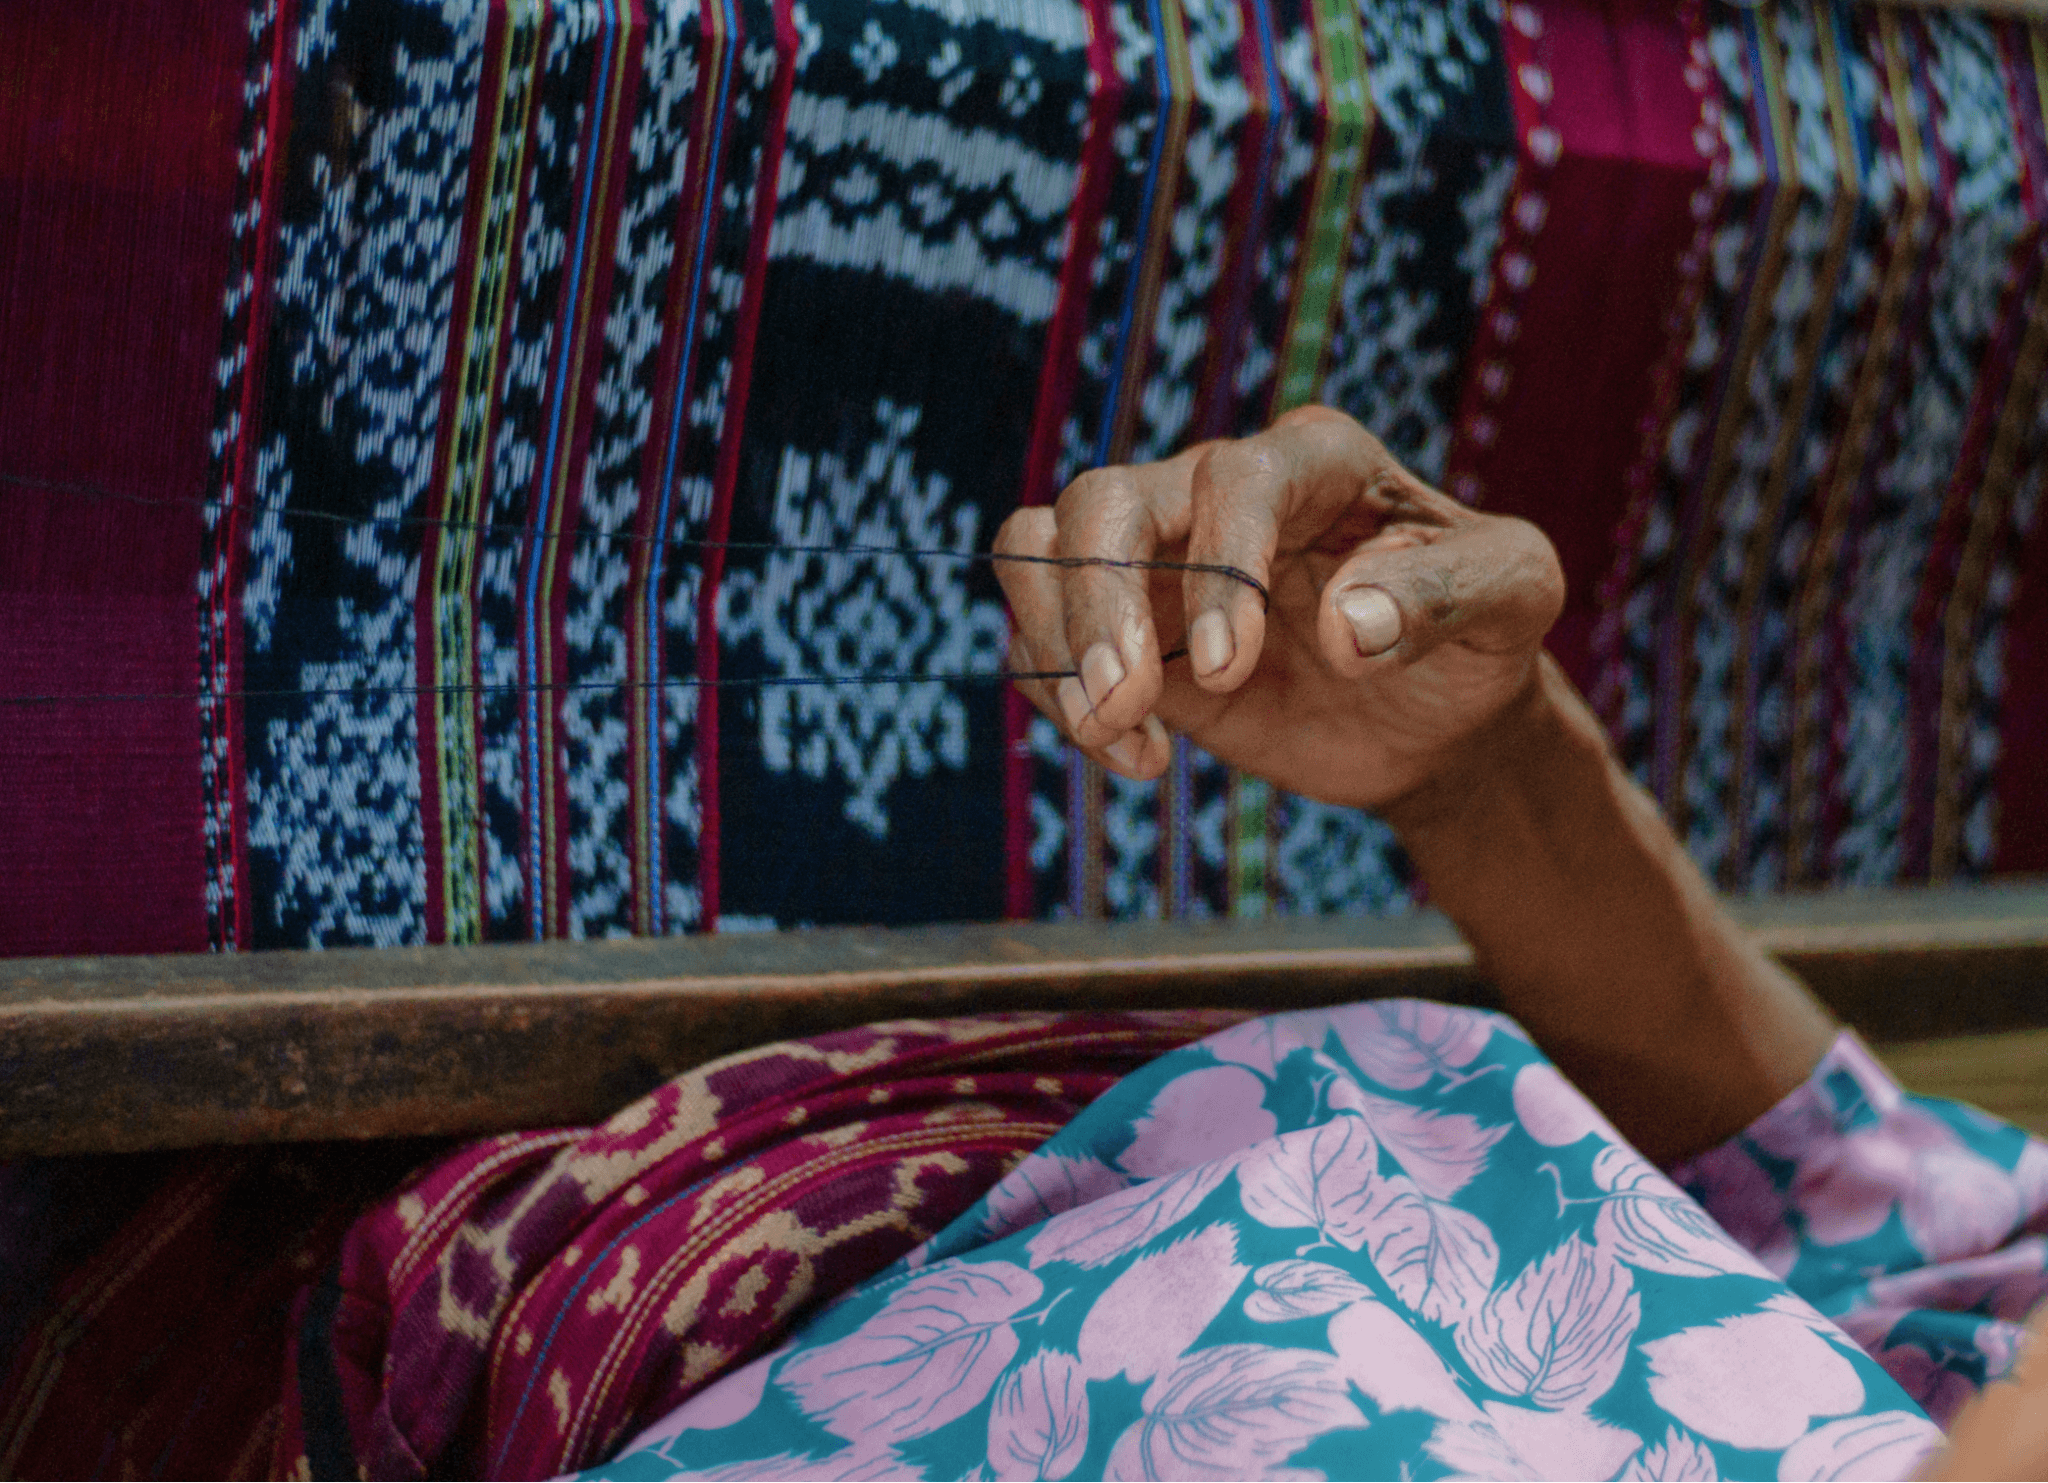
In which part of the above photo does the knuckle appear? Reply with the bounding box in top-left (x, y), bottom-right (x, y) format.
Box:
top-left (1055, 467), bottom-right (1135, 525)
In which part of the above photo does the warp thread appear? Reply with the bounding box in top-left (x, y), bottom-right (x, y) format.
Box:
top-left (0, 469), bottom-right (1269, 704)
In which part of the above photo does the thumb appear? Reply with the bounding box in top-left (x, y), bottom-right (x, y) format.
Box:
top-left (1315, 514), bottom-right (1564, 680)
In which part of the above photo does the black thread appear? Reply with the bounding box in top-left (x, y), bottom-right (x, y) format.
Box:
top-left (0, 656), bottom-right (1200, 708)
top-left (0, 469), bottom-right (1263, 706)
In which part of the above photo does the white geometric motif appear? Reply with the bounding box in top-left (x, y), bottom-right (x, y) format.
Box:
top-left (715, 399), bottom-right (1008, 837)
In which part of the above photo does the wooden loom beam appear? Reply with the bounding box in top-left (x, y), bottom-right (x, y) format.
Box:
top-left (3, 881), bottom-right (2045, 1156)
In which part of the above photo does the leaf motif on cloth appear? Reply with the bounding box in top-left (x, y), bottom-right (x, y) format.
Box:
top-left (661, 1445), bottom-right (910, 1480)
top-left (1421, 1416), bottom-right (1530, 1478)
top-left (1333, 1000), bottom-right (1496, 1091)
top-left (982, 1151), bottom-right (1132, 1240)
top-left (1771, 1411), bottom-right (1943, 1482)
top-left (1511, 1063), bottom-right (1623, 1150)
top-left (1454, 1236), bottom-right (1638, 1409)
top-left (1077, 1225), bottom-right (1248, 1381)
top-left (626, 1352), bottom-right (775, 1450)
top-left (1201, 1014), bottom-right (1322, 1080)
top-left (778, 1262), bottom-right (1042, 1443)
top-left (1588, 1145), bottom-right (1760, 1279)
top-left (1327, 1298), bottom-right (1482, 1422)
top-left (1327, 1081), bottom-right (1507, 1201)
top-left (1639, 1310), bottom-right (1864, 1450)
top-left (1236, 1118), bottom-right (1380, 1249)
top-left (1618, 1426), bottom-right (1720, 1480)
top-left (1102, 1344), bottom-right (1364, 1481)
top-left (1026, 1161), bottom-right (1235, 1269)
top-left (986, 1349), bottom-right (1090, 1481)
top-left (1360, 1174), bottom-right (1499, 1325)
top-left (1242, 1261), bottom-right (1378, 1323)
top-left (1120, 1066), bottom-right (1278, 1177)
top-left (1481, 1401), bottom-right (1643, 1480)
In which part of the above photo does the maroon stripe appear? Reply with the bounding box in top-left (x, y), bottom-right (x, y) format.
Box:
top-left (1453, 0), bottom-right (1711, 697)
top-left (632, 7), bottom-right (731, 933)
top-left (695, 0), bottom-right (798, 931)
top-left (0, 3), bottom-right (254, 955)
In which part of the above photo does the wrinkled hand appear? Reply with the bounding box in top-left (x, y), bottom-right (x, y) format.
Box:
top-left (994, 406), bottom-right (1565, 814)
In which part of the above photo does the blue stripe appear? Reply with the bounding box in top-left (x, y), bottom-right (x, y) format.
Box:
top-left (646, 0), bottom-right (740, 935)
top-left (491, 1159), bottom-right (730, 1470)
top-left (524, 2), bottom-right (620, 939)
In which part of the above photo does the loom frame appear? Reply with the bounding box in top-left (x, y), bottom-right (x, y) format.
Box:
top-left (5, 879), bottom-right (2045, 1156)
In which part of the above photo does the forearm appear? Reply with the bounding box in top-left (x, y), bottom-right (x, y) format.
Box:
top-left (1382, 655), bottom-right (1838, 1165)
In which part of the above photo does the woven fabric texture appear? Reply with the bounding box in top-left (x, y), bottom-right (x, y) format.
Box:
top-left (3, 0), bottom-right (2046, 953)
top-left (0, 1011), bottom-right (1238, 1480)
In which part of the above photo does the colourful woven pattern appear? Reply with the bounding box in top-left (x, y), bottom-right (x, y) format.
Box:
top-left (275, 1009), bottom-right (1243, 1478)
top-left (0, 1011), bottom-right (1239, 1479)
top-left (3, 0), bottom-right (2047, 953)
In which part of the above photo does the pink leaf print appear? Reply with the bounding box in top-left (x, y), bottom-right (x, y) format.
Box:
top-left (1756, 1080), bottom-right (2022, 1255)
top-left (1588, 1145), bottom-right (1760, 1280)
top-left (669, 1446), bottom-right (908, 1480)
top-left (1511, 1063), bottom-right (1622, 1149)
top-left (1078, 1225), bottom-right (1248, 1381)
top-left (1618, 1426), bottom-right (1719, 1480)
top-left (1120, 1066), bottom-right (1277, 1177)
top-left (983, 1152), bottom-right (1132, 1241)
top-left (1026, 1161), bottom-right (1235, 1269)
top-left (1242, 1260), bottom-right (1378, 1323)
top-left (1236, 1118), bottom-right (1380, 1249)
top-left (1330, 1083), bottom-right (1507, 1201)
top-left (778, 1263), bottom-right (1042, 1444)
top-left (1482, 1401), bottom-right (1642, 1480)
top-left (1772, 1412), bottom-right (1942, 1482)
top-left (1871, 1341), bottom-right (1980, 1428)
top-left (1102, 1344), bottom-right (1364, 1481)
top-left (626, 1351), bottom-right (775, 1449)
top-left (1422, 1417), bottom-right (1530, 1479)
top-left (1454, 1236), bottom-right (1638, 1410)
top-left (1862, 1237), bottom-right (2048, 1325)
top-left (1327, 1297), bottom-right (1481, 1421)
top-left (1334, 1000), bottom-right (1495, 1091)
top-left (1360, 1174), bottom-right (1499, 1325)
top-left (1639, 1310), bottom-right (1862, 1450)
top-left (987, 1350), bottom-right (1090, 1481)
top-left (1202, 1013), bottom-right (1322, 1079)
top-left (1669, 1139), bottom-right (1799, 1277)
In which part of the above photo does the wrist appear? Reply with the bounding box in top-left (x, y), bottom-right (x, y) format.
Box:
top-left (1376, 652), bottom-right (1597, 859)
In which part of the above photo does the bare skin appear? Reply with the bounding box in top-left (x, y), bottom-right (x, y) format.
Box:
top-left (995, 404), bottom-right (1836, 1164)
top-left (1000, 403), bottom-right (2048, 1473)
top-left (1928, 1299), bottom-right (2048, 1478)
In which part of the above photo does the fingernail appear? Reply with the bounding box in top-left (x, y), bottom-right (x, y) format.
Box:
top-left (1104, 732), bottom-right (1142, 772)
top-left (1338, 587), bottom-right (1402, 656)
top-left (1057, 676), bottom-right (1091, 731)
top-left (1189, 610), bottom-right (1233, 676)
top-left (1141, 714), bottom-right (1169, 749)
top-left (1080, 643), bottom-right (1125, 709)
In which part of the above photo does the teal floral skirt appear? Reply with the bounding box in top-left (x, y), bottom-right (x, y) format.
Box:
top-left (585, 1002), bottom-right (2046, 1480)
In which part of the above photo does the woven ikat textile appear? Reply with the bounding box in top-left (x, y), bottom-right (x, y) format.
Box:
top-left (3, 0), bottom-right (2047, 953)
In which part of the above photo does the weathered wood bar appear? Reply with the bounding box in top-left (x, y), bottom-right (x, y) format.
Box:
top-left (4, 881), bottom-right (2045, 1156)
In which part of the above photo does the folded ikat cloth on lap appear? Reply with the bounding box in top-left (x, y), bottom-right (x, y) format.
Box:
top-left (0, 1012), bottom-right (1237, 1480)
top-left (589, 1004), bottom-right (2048, 1481)
top-left (272, 1011), bottom-right (1243, 1480)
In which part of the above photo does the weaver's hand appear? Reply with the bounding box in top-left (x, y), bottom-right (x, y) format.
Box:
top-left (995, 405), bottom-right (1564, 813)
